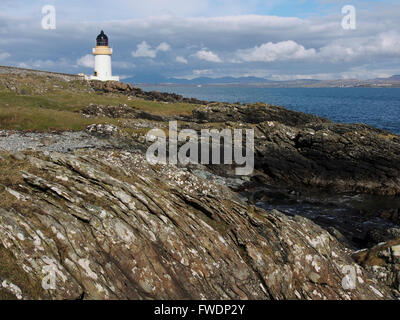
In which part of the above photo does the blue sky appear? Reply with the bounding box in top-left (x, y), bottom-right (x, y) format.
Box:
top-left (1, 0), bottom-right (400, 82)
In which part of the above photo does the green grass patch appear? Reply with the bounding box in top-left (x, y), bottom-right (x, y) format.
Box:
top-left (0, 103), bottom-right (119, 131)
top-left (0, 87), bottom-right (197, 131)
top-left (0, 89), bottom-right (197, 115)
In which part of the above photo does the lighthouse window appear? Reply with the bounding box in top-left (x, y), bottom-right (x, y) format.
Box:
top-left (97, 38), bottom-right (108, 46)
top-left (96, 31), bottom-right (109, 46)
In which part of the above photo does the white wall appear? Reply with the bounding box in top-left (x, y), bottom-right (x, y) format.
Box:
top-left (94, 55), bottom-right (112, 80)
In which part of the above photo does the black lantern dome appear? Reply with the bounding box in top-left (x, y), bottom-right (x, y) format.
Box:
top-left (96, 30), bottom-right (108, 46)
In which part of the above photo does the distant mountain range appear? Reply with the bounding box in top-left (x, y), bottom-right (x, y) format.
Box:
top-left (126, 74), bottom-right (400, 88)
top-left (124, 75), bottom-right (274, 84)
top-left (385, 75), bottom-right (400, 80)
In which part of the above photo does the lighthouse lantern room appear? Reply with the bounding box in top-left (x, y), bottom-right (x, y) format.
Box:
top-left (90, 31), bottom-right (119, 81)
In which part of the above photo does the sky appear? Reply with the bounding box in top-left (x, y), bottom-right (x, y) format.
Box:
top-left (0, 0), bottom-right (399, 82)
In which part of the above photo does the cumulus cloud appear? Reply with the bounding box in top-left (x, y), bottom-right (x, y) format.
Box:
top-left (1, 1), bottom-right (400, 81)
top-left (318, 31), bottom-right (400, 63)
top-left (157, 42), bottom-right (171, 52)
top-left (193, 50), bottom-right (222, 62)
top-left (235, 31), bottom-right (400, 66)
top-left (176, 56), bottom-right (188, 64)
top-left (17, 58), bottom-right (70, 70)
top-left (132, 41), bottom-right (171, 58)
top-left (77, 54), bottom-right (95, 68)
top-left (34, 59), bottom-right (69, 69)
top-left (236, 40), bottom-right (316, 62)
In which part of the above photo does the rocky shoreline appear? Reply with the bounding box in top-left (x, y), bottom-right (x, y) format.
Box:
top-left (0, 78), bottom-right (399, 299)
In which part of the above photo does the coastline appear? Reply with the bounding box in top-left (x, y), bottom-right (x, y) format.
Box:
top-left (0, 71), bottom-right (399, 299)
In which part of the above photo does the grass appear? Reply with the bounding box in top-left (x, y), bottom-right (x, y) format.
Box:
top-left (0, 91), bottom-right (195, 115)
top-left (0, 74), bottom-right (198, 132)
top-left (0, 103), bottom-right (118, 131)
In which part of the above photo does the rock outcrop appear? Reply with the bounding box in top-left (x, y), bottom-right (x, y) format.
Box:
top-left (0, 150), bottom-right (393, 299)
top-left (79, 104), bottom-right (189, 122)
top-left (192, 103), bottom-right (330, 126)
top-left (353, 239), bottom-right (400, 297)
top-left (79, 102), bottom-right (400, 197)
top-left (90, 81), bottom-right (205, 104)
top-left (189, 104), bottom-right (400, 196)
top-left (1, 72), bottom-right (400, 300)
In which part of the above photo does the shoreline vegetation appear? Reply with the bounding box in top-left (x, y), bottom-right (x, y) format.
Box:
top-left (0, 67), bottom-right (399, 300)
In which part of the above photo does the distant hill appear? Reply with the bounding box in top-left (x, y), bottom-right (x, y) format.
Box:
top-left (171, 76), bottom-right (273, 84)
top-left (124, 75), bottom-right (272, 85)
top-left (128, 74), bottom-right (400, 88)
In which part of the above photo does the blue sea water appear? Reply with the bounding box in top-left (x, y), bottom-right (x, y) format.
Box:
top-left (137, 86), bottom-right (400, 134)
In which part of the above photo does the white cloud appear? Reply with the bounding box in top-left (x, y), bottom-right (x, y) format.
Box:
top-left (77, 56), bottom-right (135, 71)
top-left (76, 54), bottom-right (95, 68)
top-left (2, 3), bottom-right (400, 81)
top-left (234, 31), bottom-right (400, 66)
top-left (132, 41), bottom-right (156, 58)
top-left (16, 58), bottom-right (70, 70)
top-left (193, 69), bottom-right (212, 75)
top-left (113, 61), bottom-right (136, 69)
top-left (236, 40), bottom-right (316, 62)
top-left (318, 31), bottom-right (400, 63)
top-left (176, 56), bottom-right (188, 64)
top-left (0, 52), bottom-right (11, 61)
top-left (156, 42), bottom-right (171, 52)
top-left (132, 41), bottom-right (171, 58)
top-left (34, 59), bottom-right (69, 69)
top-left (194, 49), bottom-right (222, 62)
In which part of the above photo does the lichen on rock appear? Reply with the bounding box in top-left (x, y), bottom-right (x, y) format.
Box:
top-left (0, 150), bottom-right (394, 299)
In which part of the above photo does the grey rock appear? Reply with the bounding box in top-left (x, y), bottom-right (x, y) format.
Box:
top-left (0, 150), bottom-right (393, 300)
top-left (11, 152), bottom-right (26, 161)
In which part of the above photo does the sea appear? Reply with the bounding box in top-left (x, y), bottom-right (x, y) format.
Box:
top-left (137, 86), bottom-right (400, 134)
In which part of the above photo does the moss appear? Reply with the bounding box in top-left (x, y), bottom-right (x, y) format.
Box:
top-left (0, 243), bottom-right (46, 299)
top-left (0, 155), bottom-right (29, 188)
top-left (0, 152), bottom-right (40, 188)
top-left (194, 210), bottom-right (231, 235)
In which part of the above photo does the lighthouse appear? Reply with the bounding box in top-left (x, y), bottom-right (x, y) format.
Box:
top-left (90, 31), bottom-right (119, 81)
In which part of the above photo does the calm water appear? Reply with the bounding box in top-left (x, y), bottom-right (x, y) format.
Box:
top-left (138, 86), bottom-right (400, 134)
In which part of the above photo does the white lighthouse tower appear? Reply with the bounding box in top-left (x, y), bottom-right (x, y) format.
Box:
top-left (90, 31), bottom-right (119, 81)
